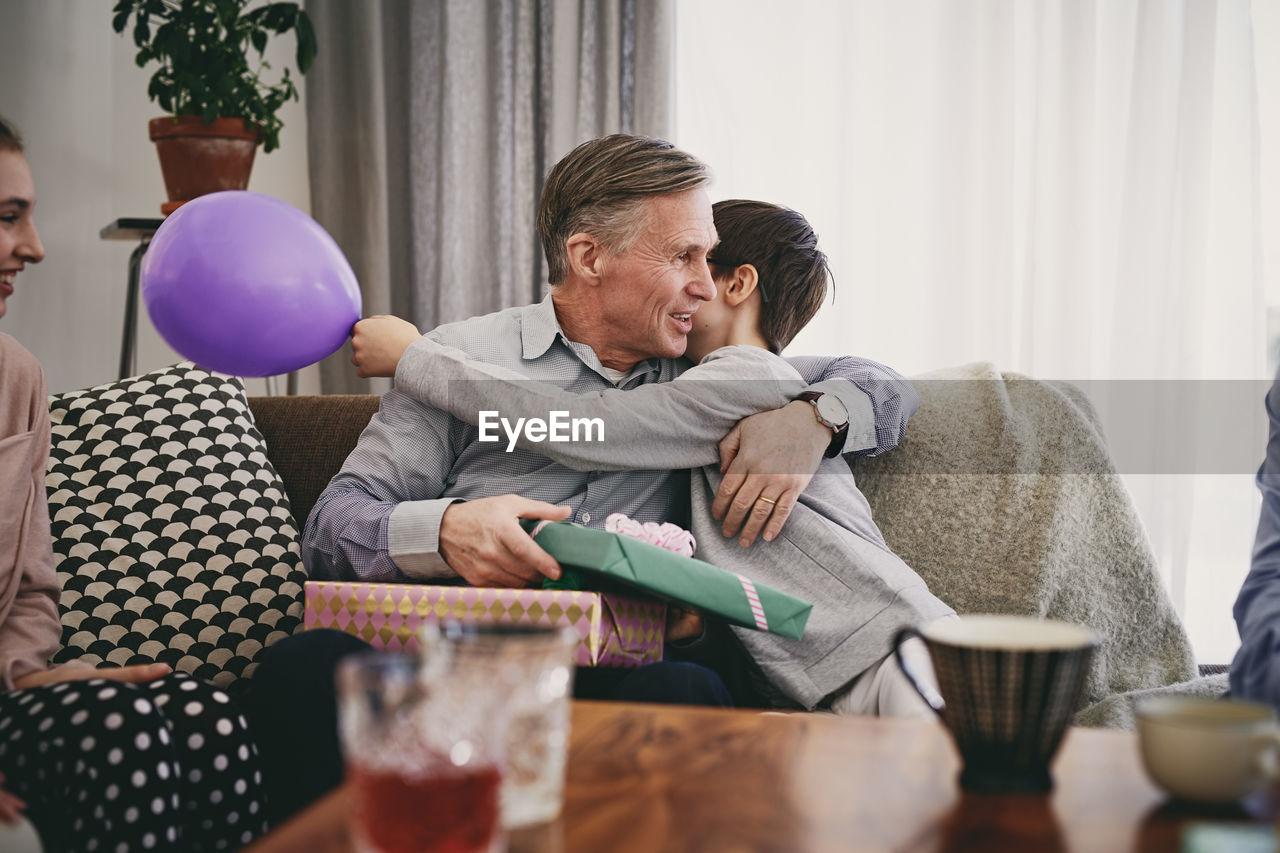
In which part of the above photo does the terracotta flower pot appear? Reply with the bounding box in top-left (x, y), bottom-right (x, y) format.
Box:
top-left (149, 116), bottom-right (262, 215)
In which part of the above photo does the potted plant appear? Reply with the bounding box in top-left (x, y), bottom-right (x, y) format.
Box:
top-left (112, 0), bottom-right (318, 213)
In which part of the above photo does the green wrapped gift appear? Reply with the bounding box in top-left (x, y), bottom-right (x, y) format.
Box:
top-left (521, 519), bottom-right (811, 640)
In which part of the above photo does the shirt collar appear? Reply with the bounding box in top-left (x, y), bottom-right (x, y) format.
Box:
top-left (520, 291), bottom-right (665, 385)
top-left (521, 293), bottom-right (562, 361)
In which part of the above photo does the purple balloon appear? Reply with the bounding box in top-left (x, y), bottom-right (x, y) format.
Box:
top-left (142, 191), bottom-right (362, 377)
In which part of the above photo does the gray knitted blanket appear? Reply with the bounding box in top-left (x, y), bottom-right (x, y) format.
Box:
top-left (848, 362), bottom-right (1217, 726)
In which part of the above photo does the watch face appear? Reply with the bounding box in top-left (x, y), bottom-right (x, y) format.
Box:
top-left (815, 394), bottom-right (848, 427)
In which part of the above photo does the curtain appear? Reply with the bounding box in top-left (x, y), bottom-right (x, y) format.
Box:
top-left (304, 0), bottom-right (674, 394)
top-left (675, 0), bottom-right (1264, 661)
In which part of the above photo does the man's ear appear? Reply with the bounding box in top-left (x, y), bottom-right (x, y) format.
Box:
top-left (566, 232), bottom-right (604, 284)
top-left (723, 264), bottom-right (761, 307)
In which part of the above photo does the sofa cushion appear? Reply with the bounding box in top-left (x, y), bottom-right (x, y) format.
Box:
top-left (246, 394), bottom-right (381, 529)
top-left (45, 363), bottom-right (307, 688)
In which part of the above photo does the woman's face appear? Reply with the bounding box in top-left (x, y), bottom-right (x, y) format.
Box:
top-left (0, 149), bottom-right (45, 319)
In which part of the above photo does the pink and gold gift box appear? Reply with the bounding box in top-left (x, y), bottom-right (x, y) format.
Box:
top-left (304, 580), bottom-right (666, 668)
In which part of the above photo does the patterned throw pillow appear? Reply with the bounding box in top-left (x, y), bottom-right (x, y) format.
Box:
top-left (45, 363), bottom-right (306, 689)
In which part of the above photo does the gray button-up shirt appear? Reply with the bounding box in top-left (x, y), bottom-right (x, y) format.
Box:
top-left (302, 296), bottom-right (916, 582)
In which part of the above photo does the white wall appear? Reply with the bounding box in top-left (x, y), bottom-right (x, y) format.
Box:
top-left (1, 0), bottom-right (318, 396)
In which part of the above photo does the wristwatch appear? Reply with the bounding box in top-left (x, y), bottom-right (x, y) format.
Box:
top-left (796, 391), bottom-right (850, 456)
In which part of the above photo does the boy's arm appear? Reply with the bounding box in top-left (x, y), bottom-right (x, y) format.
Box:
top-left (351, 317), bottom-right (919, 460)
top-left (394, 334), bottom-right (807, 471)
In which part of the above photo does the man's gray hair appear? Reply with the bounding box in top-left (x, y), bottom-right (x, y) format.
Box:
top-left (537, 134), bottom-right (712, 284)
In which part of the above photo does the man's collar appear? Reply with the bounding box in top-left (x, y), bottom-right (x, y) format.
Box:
top-left (520, 291), bottom-right (664, 384)
top-left (521, 293), bottom-right (562, 360)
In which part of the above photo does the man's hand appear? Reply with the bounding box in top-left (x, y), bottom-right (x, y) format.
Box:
top-left (0, 774), bottom-right (25, 824)
top-left (350, 315), bottom-right (422, 378)
top-left (439, 496), bottom-right (572, 587)
top-left (713, 400), bottom-right (829, 546)
top-left (12, 661), bottom-right (172, 691)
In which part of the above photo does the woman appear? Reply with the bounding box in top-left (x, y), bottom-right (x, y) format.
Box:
top-left (0, 116), bottom-right (266, 853)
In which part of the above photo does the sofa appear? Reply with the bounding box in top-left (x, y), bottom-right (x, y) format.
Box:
top-left (44, 361), bottom-right (1212, 722)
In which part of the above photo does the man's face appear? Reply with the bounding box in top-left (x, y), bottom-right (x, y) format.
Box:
top-left (0, 150), bottom-right (44, 320)
top-left (595, 189), bottom-right (717, 368)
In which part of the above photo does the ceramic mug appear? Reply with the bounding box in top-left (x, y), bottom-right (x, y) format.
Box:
top-left (1135, 694), bottom-right (1280, 803)
top-left (893, 614), bottom-right (1098, 793)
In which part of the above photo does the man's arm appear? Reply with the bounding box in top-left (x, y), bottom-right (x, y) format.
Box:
top-left (1231, 378), bottom-right (1280, 709)
top-left (785, 355), bottom-right (921, 457)
top-left (302, 389), bottom-right (567, 585)
top-left (302, 390), bottom-right (462, 582)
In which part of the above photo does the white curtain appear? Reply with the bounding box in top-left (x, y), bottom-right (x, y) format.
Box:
top-left (675, 0), bottom-right (1265, 662)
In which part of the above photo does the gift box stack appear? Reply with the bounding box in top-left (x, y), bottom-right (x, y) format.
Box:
top-left (304, 514), bottom-right (812, 668)
top-left (304, 580), bottom-right (666, 668)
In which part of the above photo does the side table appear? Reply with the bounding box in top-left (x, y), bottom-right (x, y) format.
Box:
top-left (100, 217), bottom-right (164, 380)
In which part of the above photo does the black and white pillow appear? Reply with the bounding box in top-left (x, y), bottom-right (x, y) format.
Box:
top-left (45, 363), bottom-right (306, 689)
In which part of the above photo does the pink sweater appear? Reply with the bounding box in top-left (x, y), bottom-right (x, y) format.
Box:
top-left (0, 333), bottom-right (61, 690)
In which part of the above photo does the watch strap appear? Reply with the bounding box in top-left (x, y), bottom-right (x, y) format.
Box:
top-left (796, 391), bottom-right (850, 457)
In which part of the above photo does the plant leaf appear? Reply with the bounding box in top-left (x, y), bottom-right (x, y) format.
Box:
top-left (295, 11), bottom-right (316, 73)
top-left (120, 0), bottom-right (310, 139)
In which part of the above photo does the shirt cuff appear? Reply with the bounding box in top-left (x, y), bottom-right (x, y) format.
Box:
top-left (388, 498), bottom-right (462, 580)
top-left (805, 379), bottom-right (876, 455)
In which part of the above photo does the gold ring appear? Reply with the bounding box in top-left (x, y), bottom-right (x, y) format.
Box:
top-left (756, 496), bottom-right (777, 505)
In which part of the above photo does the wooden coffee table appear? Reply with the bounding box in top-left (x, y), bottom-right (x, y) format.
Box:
top-left (243, 700), bottom-right (1280, 852)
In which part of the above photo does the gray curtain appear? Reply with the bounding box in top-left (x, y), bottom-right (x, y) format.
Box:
top-left (304, 0), bottom-right (674, 393)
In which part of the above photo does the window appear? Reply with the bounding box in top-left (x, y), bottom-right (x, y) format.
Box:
top-left (676, 0), bottom-right (1276, 663)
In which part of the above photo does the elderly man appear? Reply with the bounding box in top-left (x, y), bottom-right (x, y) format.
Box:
top-left (249, 135), bottom-right (915, 823)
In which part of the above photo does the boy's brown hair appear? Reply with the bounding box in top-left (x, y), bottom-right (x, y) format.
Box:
top-left (707, 200), bottom-right (832, 353)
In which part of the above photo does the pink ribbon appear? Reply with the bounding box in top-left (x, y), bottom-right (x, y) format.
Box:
top-left (605, 512), bottom-right (697, 558)
top-left (733, 573), bottom-right (769, 632)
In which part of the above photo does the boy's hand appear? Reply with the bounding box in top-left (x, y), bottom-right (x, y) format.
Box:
top-left (351, 315), bottom-right (422, 378)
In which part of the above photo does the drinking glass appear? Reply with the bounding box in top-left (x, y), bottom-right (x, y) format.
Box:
top-left (420, 623), bottom-right (578, 829)
top-left (338, 651), bottom-right (505, 853)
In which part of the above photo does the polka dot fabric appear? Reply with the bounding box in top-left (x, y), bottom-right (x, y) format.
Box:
top-left (45, 364), bottom-right (307, 688)
top-left (0, 673), bottom-right (266, 851)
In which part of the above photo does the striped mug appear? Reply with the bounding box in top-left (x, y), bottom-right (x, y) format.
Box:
top-left (893, 615), bottom-right (1097, 793)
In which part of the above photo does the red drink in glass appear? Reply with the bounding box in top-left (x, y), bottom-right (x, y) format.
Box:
top-left (350, 761), bottom-right (502, 853)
